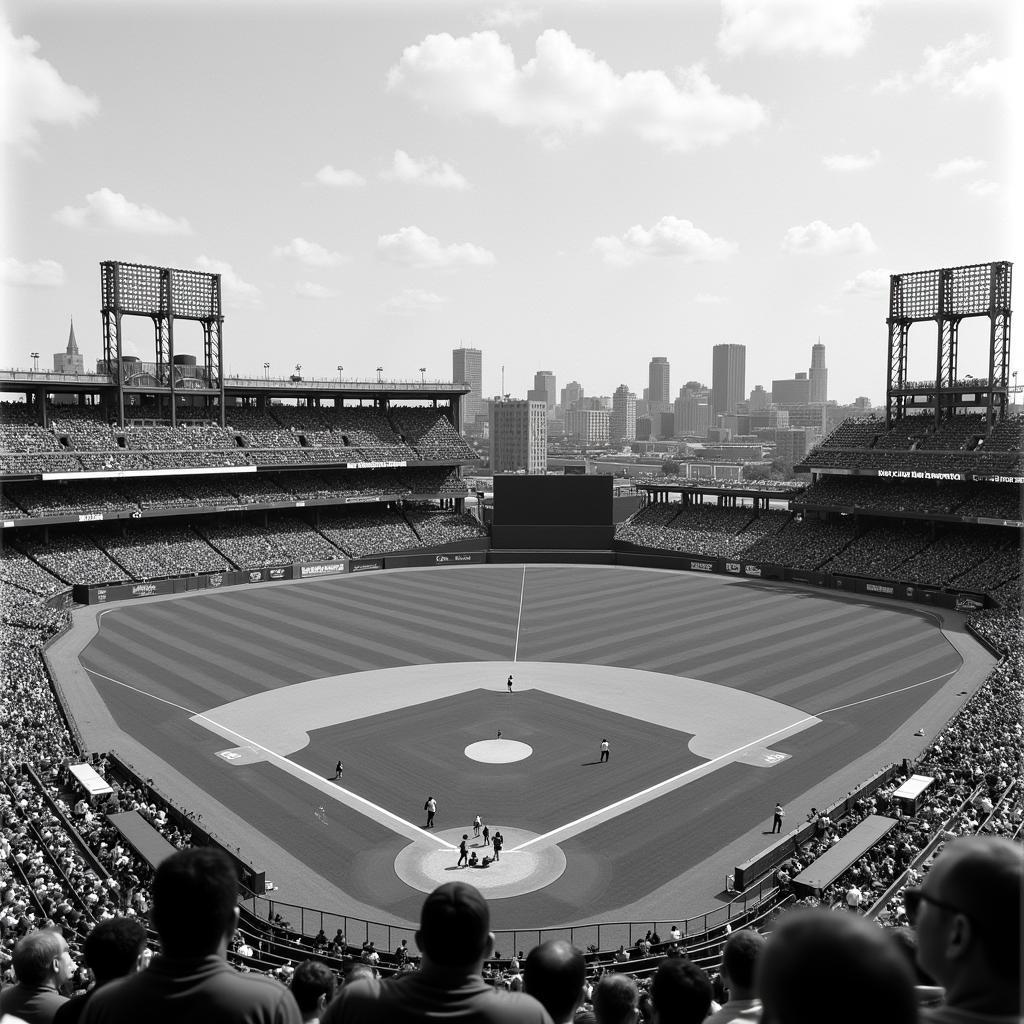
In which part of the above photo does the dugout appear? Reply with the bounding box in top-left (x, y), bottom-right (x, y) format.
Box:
top-left (790, 815), bottom-right (899, 899)
top-left (890, 774), bottom-right (935, 817)
top-left (67, 762), bottom-right (114, 802)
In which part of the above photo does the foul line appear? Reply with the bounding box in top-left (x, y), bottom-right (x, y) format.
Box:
top-left (512, 566), bottom-right (527, 663)
top-left (83, 668), bottom-right (456, 850)
top-left (512, 668), bottom-right (958, 852)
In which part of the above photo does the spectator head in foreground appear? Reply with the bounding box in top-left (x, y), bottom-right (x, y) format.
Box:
top-left (151, 846), bottom-right (239, 957)
top-left (704, 928), bottom-right (764, 1023)
top-left (757, 909), bottom-right (917, 1024)
top-left (909, 835), bottom-right (1023, 1019)
top-left (650, 957), bottom-right (713, 1024)
top-left (0, 928), bottom-right (75, 1024)
top-left (523, 940), bottom-right (585, 1023)
top-left (83, 918), bottom-right (149, 986)
top-left (415, 881), bottom-right (493, 969)
top-left (592, 974), bottom-right (638, 1024)
top-left (290, 959), bottom-right (337, 1023)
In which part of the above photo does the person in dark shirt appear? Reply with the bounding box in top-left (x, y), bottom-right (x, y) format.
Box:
top-left (53, 917), bottom-right (148, 1024)
top-left (79, 847), bottom-right (300, 1024)
top-left (0, 928), bottom-right (76, 1024)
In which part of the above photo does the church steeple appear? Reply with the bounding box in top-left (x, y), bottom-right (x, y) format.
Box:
top-left (67, 317), bottom-right (79, 354)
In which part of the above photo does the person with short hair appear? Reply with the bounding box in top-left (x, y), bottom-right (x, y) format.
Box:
top-left (79, 847), bottom-right (300, 1023)
top-left (908, 834), bottom-right (1023, 1022)
top-left (320, 881), bottom-right (551, 1022)
top-left (492, 832), bottom-right (504, 862)
top-left (592, 974), bottom-right (637, 1024)
top-left (649, 957), bottom-right (713, 1024)
top-left (0, 929), bottom-right (76, 1024)
top-left (704, 929), bottom-right (765, 1024)
top-left (757, 908), bottom-right (917, 1024)
top-left (771, 803), bottom-right (785, 834)
top-left (599, 740), bottom-right (610, 764)
top-left (523, 940), bottom-right (585, 1024)
top-left (290, 959), bottom-right (337, 1024)
top-left (457, 835), bottom-right (470, 867)
top-left (53, 918), bottom-right (148, 1024)
top-left (424, 798), bottom-right (436, 830)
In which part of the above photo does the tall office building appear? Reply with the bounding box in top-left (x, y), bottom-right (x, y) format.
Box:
top-left (809, 342), bottom-right (828, 405)
top-left (772, 372), bottom-right (811, 406)
top-left (610, 384), bottom-right (637, 442)
top-left (489, 398), bottom-right (548, 474)
top-left (565, 407), bottom-right (609, 444)
top-left (54, 319), bottom-right (84, 374)
top-left (712, 344), bottom-right (746, 417)
top-left (560, 380), bottom-right (583, 411)
top-left (648, 357), bottom-right (670, 413)
top-left (533, 370), bottom-right (557, 413)
top-left (452, 347), bottom-right (483, 426)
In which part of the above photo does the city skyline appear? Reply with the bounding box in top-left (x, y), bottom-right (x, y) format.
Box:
top-left (2, 1), bottom-right (1019, 404)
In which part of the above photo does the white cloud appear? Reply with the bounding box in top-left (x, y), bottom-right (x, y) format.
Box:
top-left (387, 29), bottom-right (766, 153)
top-left (192, 256), bottom-right (261, 307)
top-left (932, 156), bottom-right (986, 179)
top-left (822, 148), bottom-right (880, 172)
top-left (53, 188), bottom-right (191, 234)
top-left (875, 35), bottom-right (1009, 98)
top-left (382, 288), bottom-right (449, 314)
top-left (593, 216), bottom-right (737, 267)
top-left (693, 292), bottom-right (724, 304)
top-left (377, 226), bottom-right (495, 269)
top-left (477, 5), bottom-right (541, 29)
top-left (843, 267), bottom-right (891, 294)
top-left (2, 18), bottom-right (99, 153)
top-left (314, 165), bottom-right (366, 187)
top-left (0, 257), bottom-right (65, 287)
top-left (718, 0), bottom-right (878, 57)
top-left (381, 149), bottom-right (469, 189)
top-left (294, 281), bottom-right (339, 300)
top-left (782, 220), bottom-right (876, 255)
top-left (965, 179), bottom-right (999, 198)
top-left (273, 237), bottom-right (345, 268)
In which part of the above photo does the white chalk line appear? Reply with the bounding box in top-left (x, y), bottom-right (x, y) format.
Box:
top-left (513, 566), bottom-right (526, 663)
top-left (83, 668), bottom-right (456, 850)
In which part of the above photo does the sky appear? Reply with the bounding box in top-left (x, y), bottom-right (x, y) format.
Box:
top-left (1, 0), bottom-right (1020, 407)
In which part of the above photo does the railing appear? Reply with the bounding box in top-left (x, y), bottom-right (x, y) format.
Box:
top-left (238, 875), bottom-right (778, 961)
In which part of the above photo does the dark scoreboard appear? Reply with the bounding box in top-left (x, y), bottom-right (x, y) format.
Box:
top-left (491, 475), bottom-right (614, 549)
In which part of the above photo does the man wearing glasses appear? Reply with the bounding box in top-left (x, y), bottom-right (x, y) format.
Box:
top-left (904, 835), bottom-right (1022, 1023)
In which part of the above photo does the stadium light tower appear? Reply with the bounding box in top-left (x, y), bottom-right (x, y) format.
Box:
top-left (419, 366), bottom-right (426, 383)
top-left (31, 351), bottom-right (39, 371)
top-left (337, 365), bottom-right (344, 381)
top-left (263, 361), bottom-right (270, 379)
top-left (376, 366), bottom-right (383, 382)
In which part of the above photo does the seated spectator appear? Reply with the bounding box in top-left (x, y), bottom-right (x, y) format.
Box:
top-left (649, 958), bottom-right (713, 1024)
top-left (0, 928), bottom-right (76, 1024)
top-left (757, 909), bottom-right (917, 1024)
top-left (908, 835), bottom-right (1022, 1023)
top-left (79, 847), bottom-right (299, 1023)
top-left (592, 974), bottom-right (637, 1024)
top-left (53, 917), bottom-right (148, 1024)
top-left (523, 940), bottom-right (585, 1024)
top-left (289, 959), bottom-right (337, 1024)
top-left (704, 929), bottom-right (764, 1024)
top-left (320, 881), bottom-right (550, 1023)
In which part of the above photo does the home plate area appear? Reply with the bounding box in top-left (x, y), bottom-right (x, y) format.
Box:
top-left (197, 661), bottom-right (812, 903)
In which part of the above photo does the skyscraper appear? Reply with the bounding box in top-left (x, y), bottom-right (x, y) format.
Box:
top-left (560, 380), bottom-right (583, 411)
top-left (610, 384), bottom-right (637, 442)
top-left (533, 370), bottom-right (557, 413)
top-left (452, 347), bottom-right (483, 426)
top-left (488, 398), bottom-right (548, 474)
top-left (809, 342), bottom-right (827, 405)
top-left (712, 343), bottom-right (746, 418)
top-left (648, 357), bottom-right (670, 412)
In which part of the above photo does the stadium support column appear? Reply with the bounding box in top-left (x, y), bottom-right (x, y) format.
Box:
top-left (101, 261), bottom-right (126, 427)
top-left (935, 267), bottom-right (958, 429)
top-left (886, 318), bottom-right (909, 428)
top-left (988, 261), bottom-right (1012, 426)
top-left (204, 272), bottom-right (225, 426)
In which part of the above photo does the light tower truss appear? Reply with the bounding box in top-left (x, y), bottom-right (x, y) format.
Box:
top-left (885, 261), bottom-right (1012, 428)
top-left (100, 261), bottom-right (225, 426)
